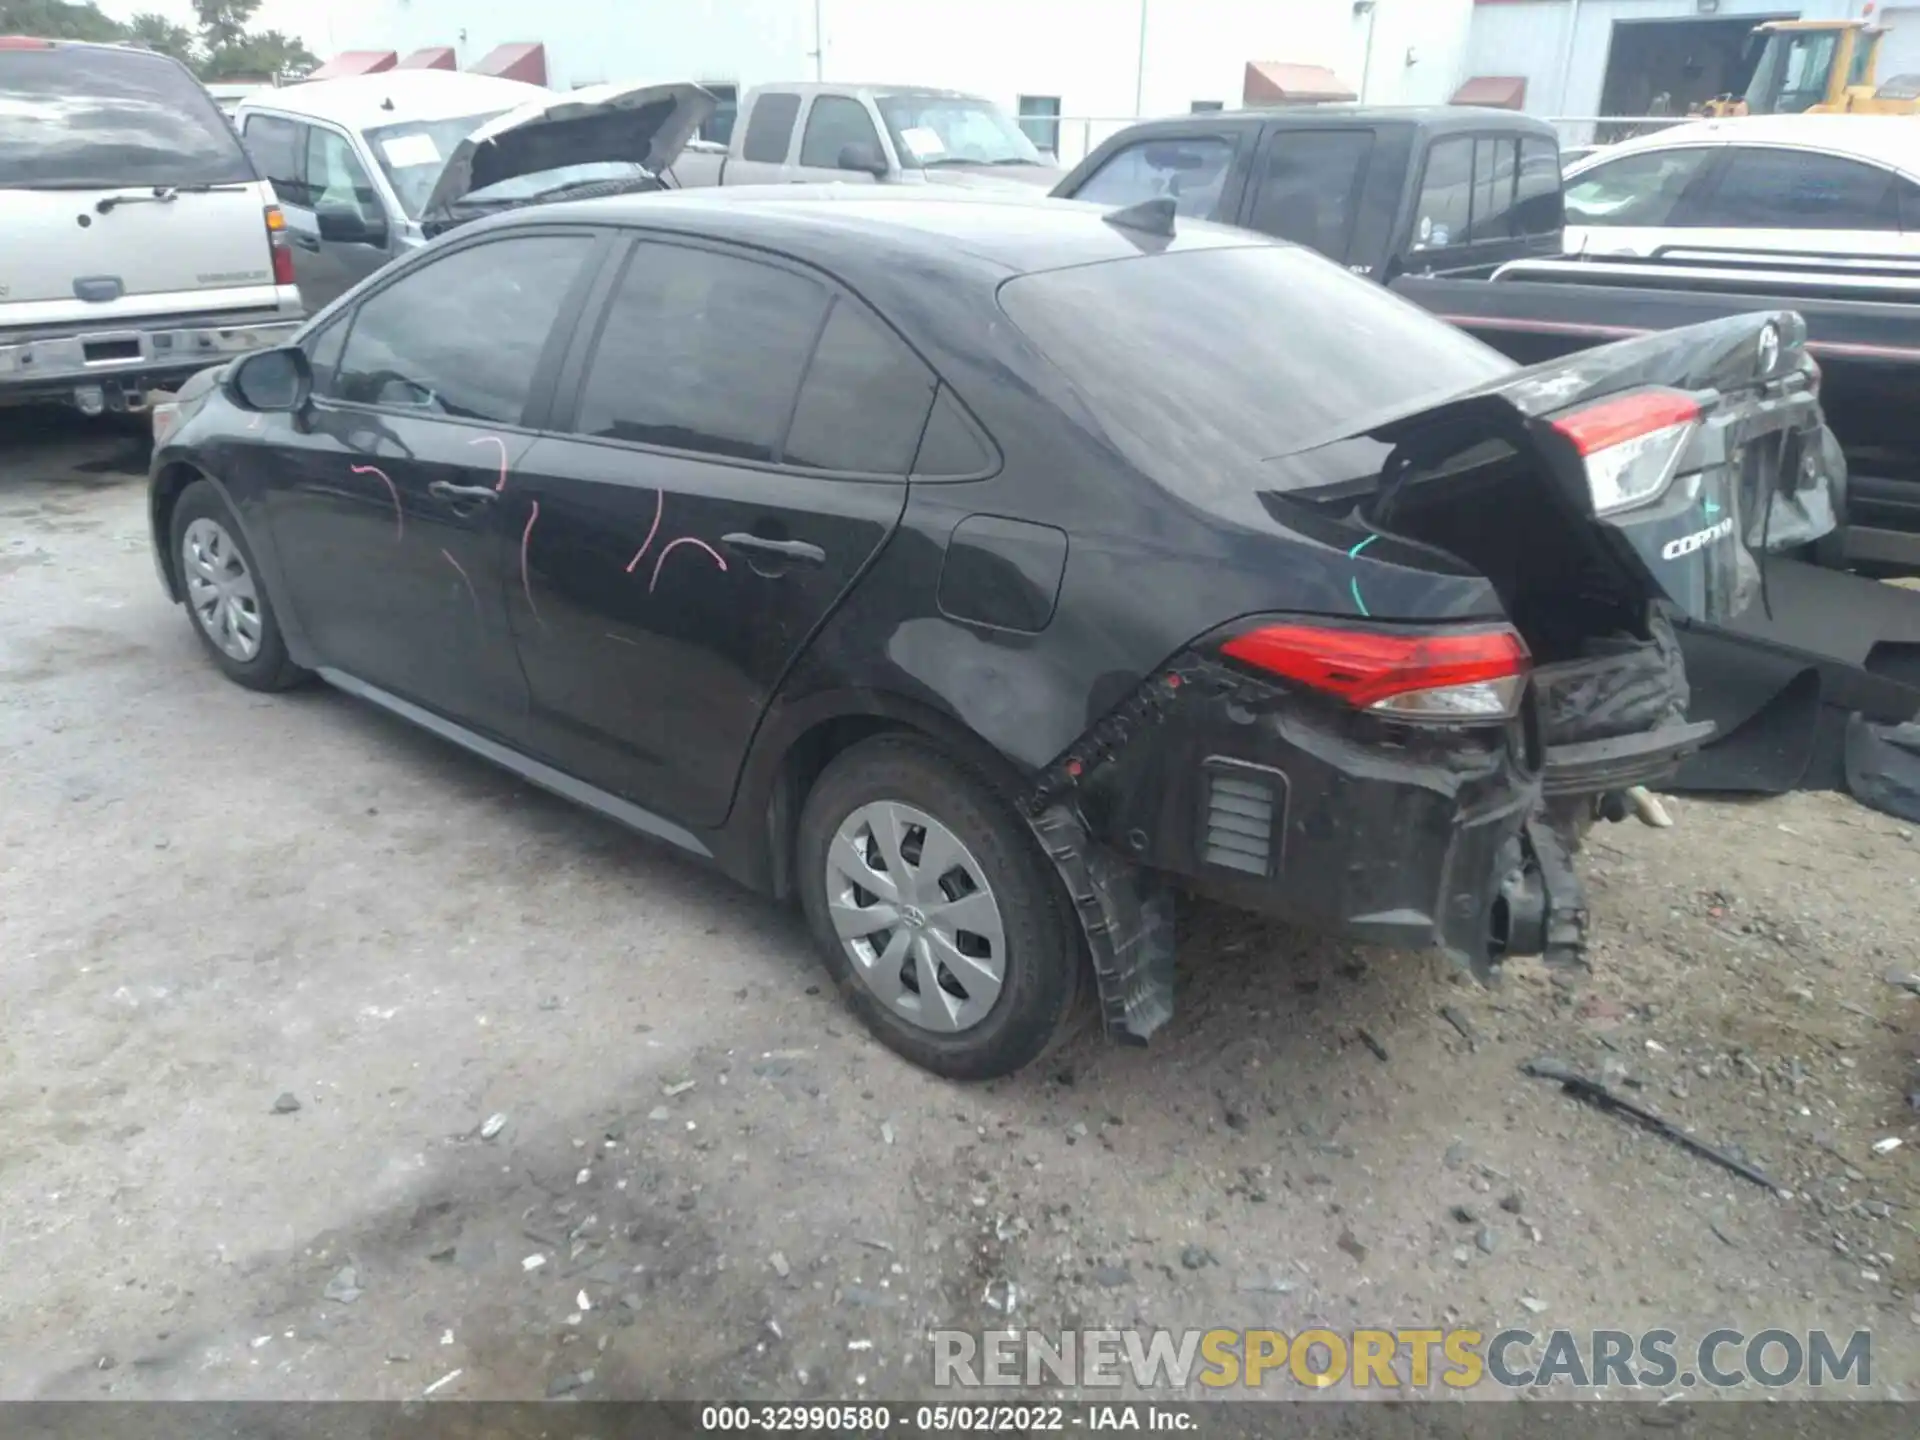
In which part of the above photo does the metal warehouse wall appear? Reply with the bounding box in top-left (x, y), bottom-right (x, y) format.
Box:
top-left (1464, 0), bottom-right (1866, 118)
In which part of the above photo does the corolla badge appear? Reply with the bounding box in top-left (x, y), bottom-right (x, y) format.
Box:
top-left (1661, 516), bottom-right (1735, 560)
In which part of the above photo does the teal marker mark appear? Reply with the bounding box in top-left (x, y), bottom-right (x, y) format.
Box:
top-left (1704, 498), bottom-right (1722, 517)
top-left (1349, 533), bottom-right (1379, 616)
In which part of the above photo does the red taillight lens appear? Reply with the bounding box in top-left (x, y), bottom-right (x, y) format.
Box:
top-left (1550, 388), bottom-right (1700, 517)
top-left (265, 205), bottom-right (296, 286)
top-left (1220, 622), bottom-right (1530, 722)
top-left (0, 36), bottom-right (56, 49)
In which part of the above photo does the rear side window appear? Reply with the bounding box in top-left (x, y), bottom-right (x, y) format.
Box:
top-left (0, 44), bottom-right (253, 189)
top-left (1513, 137), bottom-right (1563, 236)
top-left (784, 299), bottom-right (937, 473)
top-left (1412, 137), bottom-right (1473, 249)
top-left (1072, 136), bottom-right (1234, 219)
top-left (243, 114), bottom-right (307, 207)
top-left (799, 96), bottom-right (883, 168)
top-left (1245, 130), bottom-right (1374, 262)
top-left (336, 235), bottom-right (592, 423)
top-left (573, 242), bottom-right (829, 462)
top-left (1687, 146), bottom-right (1899, 231)
top-left (1564, 147), bottom-right (1715, 227)
top-left (741, 92), bottom-right (801, 164)
top-left (1414, 134), bottom-right (1559, 249)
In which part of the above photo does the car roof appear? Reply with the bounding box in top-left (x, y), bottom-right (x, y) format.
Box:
top-left (506, 184), bottom-right (1274, 280)
top-left (235, 70), bottom-right (549, 129)
top-left (1575, 115), bottom-right (1920, 176)
top-left (1100, 104), bottom-right (1559, 139)
top-left (750, 82), bottom-right (991, 101)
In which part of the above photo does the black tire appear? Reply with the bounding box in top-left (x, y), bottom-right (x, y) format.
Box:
top-left (797, 734), bottom-right (1085, 1081)
top-left (170, 479), bottom-right (308, 692)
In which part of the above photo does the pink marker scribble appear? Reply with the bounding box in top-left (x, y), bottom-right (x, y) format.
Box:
top-left (624, 489), bottom-right (664, 574)
top-left (441, 548), bottom-right (481, 620)
top-left (648, 536), bottom-right (729, 594)
top-left (350, 463), bottom-right (403, 540)
top-left (520, 500), bottom-right (544, 626)
top-left (468, 434), bottom-right (510, 492)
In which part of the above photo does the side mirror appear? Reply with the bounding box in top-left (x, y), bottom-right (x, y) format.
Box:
top-left (227, 346), bottom-right (312, 414)
top-left (837, 141), bottom-right (888, 177)
top-left (317, 206), bottom-right (388, 247)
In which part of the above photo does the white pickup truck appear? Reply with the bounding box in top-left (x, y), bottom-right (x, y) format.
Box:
top-left (669, 82), bottom-right (1063, 191)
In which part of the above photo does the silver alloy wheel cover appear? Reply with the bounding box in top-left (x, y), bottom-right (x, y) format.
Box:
top-left (826, 799), bottom-right (1008, 1034)
top-left (181, 517), bottom-right (264, 662)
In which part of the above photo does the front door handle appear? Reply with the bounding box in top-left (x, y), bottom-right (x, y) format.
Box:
top-left (720, 533), bottom-right (825, 566)
top-left (428, 480), bottom-right (499, 504)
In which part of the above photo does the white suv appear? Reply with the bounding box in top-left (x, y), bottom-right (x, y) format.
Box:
top-left (0, 36), bottom-right (302, 415)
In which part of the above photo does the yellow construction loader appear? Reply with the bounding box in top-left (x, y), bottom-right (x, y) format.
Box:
top-left (1692, 19), bottom-right (1920, 118)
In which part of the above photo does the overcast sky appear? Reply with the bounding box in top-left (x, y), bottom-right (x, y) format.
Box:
top-left (95, 1), bottom-right (356, 55)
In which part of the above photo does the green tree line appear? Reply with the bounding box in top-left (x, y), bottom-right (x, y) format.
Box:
top-left (0, 0), bottom-right (318, 80)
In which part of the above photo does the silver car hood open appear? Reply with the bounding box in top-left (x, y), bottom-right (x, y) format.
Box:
top-left (421, 80), bottom-right (715, 219)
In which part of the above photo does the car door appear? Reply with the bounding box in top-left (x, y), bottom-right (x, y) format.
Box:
top-left (725, 90), bottom-right (802, 184)
top-left (1661, 144), bottom-right (1913, 261)
top-left (250, 228), bottom-right (605, 741)
top-left (1561, 143), bottom-right (1722, 257)
top-left (1064, 128), bottom-right (1247, 221)
top-left (789, 93), bottom-right (887, 183)
top-left (504, 234), bottom-right (933, 830)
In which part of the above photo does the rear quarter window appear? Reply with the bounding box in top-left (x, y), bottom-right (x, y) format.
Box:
top-left (0, 44), bottom-right (253, 189)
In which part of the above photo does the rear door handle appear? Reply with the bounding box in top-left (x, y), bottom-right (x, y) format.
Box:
top-left (721, 533), bottom-right (826, 566)
top-left (428, 480), bottom-right (499, 504)
top-left (291, 234), bottom-right (321, 251)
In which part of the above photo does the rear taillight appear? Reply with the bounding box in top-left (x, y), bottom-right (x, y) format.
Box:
top-left (0, 36), bottom-right (56, 49)
top-left (265, 205), bottom-right (295, 286)
top-left (1220, 622), bottom-right (1530, 723)
top-left (1551, 387), bottom-right (1699, 517)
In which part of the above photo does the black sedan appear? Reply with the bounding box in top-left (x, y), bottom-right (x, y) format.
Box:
top-left (148, 187), bottom-right (1827, 1078)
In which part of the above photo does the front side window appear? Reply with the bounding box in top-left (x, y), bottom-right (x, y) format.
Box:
top-left (1563, 146), bottom-right (1716, 227)
top-left (335, 235), bottom-right (591, 423)
top-left (364, 110), bottom-right (505, 219)
top-left (1689, 146), bottom-right (1898, 231)
top-left (1071, 136), bottom-right (1234, 219)
top-left (572, 242), bottom-right (829, 463)
top-left (305, 127), bottom-right (382, 228)
top-left (740, 92), bottom-right (801, 164)
top-left (875, 94), bottom-right (1042, 167)
top-left (1246, 130), bottom-right (1374, 262)
top-left (699, 82), bottom-right (739, 145)
top-left (799, 96), bottom-right (883, 168)
top-left (0, 44), bottom-right (254, 189)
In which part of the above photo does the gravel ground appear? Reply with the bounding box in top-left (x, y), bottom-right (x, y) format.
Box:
top-left (3, 410), bottom-right (1917, 1404)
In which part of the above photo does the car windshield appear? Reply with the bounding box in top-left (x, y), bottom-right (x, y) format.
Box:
top-left (875, 95), bottom-right (1043, 168)
top-left (0, 44), bottom-right (254, 189)
top-left (998, 244), bottom-right (1514, 494)
top-left (365, 110), bottom-right (506, 218)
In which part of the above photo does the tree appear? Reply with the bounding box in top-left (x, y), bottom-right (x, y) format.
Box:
top-left (123, 11), bottom-right (199, 64)
top-left (0, 0), bottom-right (126, 41)
top-left (202, 27), bottom-right (314, 82)
top-left (189, 0), bottom-right (258, 56)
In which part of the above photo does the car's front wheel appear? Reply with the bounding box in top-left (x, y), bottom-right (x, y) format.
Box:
top-left (170, 480), bottom-right (307, 692)
top-left (797, 735), bottom-right (1085, 1080)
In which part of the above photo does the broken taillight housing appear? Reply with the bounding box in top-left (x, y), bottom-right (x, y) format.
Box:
top-left (1551, 387), bottom-right (1700, 517)
top-left (1220, 622), bottom-right (1530, 723)
top-left (265, 204), bottom-right (296, 287)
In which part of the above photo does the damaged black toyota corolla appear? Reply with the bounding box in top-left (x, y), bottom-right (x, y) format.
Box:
top-left (146, 188), bottom-right (1840, 1078)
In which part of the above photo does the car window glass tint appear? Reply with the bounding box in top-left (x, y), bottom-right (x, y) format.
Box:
top-left (1245, 130), bottom-right (1373, 262)
top-left (912, 387), bottom-right (996, 478)
top-left (306, 127), bottom-right (382, 227)
top-left (1072, 136), bottom-right (1234, 218)
top-left (1691, 147), bottom-right (1898, 230)
top-left (784, 298), bottom-right (937, 473)
top-left (573, 242), bottom-right (828, 463)
top-left (1513, 137), bottom-right (1563, 236)
top-left (305, 317), bottom-right (348, 394)
top-left (1468, 137), bottom-right (1519, 241)
top-left (244, 114), bottom-right (307, 207)
top-left (1412, 137), bottom-right (1472, 249)
top-left (335, 235), bottom-right (591, 423)
top-left (799, 96), bottom-right (882, 168)
top-left (1564, 147), bottom-right (1714, 227)
top-left (741, 92), bottom-right (801, 163)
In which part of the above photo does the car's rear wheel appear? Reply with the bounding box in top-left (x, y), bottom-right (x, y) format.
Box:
top-left (797, 735), bottom-right (1084, 1080)
top-left (171, 480), bottom-right (307, 692)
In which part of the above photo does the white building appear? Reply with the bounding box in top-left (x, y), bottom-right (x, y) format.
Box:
top-left (328, 0), bottom-right (1915, 158)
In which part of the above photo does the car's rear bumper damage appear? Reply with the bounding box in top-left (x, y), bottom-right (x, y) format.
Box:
top-left (1024, 642), bottom-right (1713, 1043)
